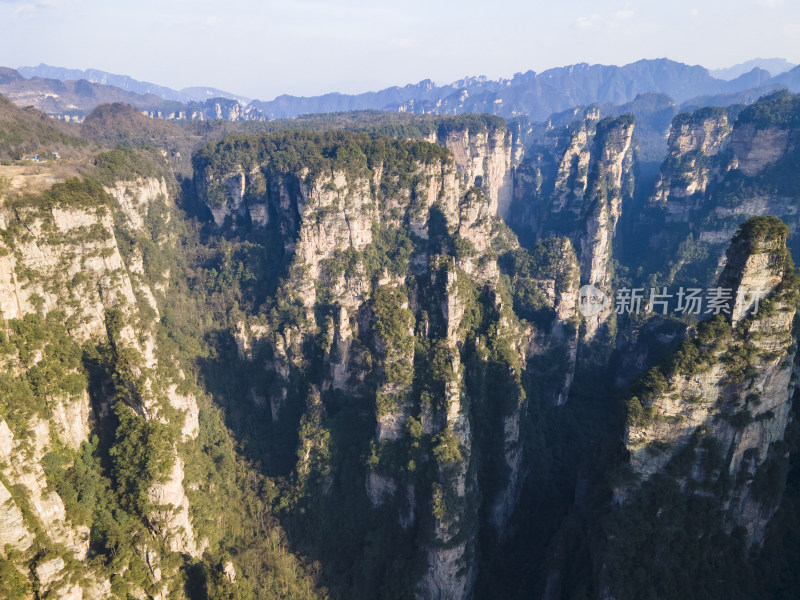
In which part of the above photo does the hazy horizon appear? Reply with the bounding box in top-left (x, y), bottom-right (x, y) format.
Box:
top-left (12, 56), bottom-right (798, 103)
top-left (2, 0), bottom-right (800, 100)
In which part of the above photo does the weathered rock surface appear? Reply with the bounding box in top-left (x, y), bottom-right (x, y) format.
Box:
top-left (618, 217), bottom-right (798, 545)
top-left (104, 177), bottom-right (169, 231)
top-left (195, 132), bottom-right (536, 599)
top-left (644, 92), bottom-right (800, 281)
top-left (0, 175), bottom-right (199, 594)
top-left (433, 125), bottom-right (515, 217)
top-left (509, 113), bottom-right (635, 342)
top-left (650, 107), bottom-right (734, 221)
top-left (732, 125), bottom-right (790, 176)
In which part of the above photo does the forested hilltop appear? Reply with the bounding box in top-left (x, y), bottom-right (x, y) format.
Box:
top-left (0, 90), bottom-right (800, 599)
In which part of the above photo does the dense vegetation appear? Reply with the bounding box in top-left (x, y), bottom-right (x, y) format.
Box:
top-left (0, 94), bottom-right (87, 162)
top-left (193, 129), bottom-right (454, 208)
top-left (2, 87), bottom-right (800, 600)
top-left (736, 89), bottom-right (800, 128)
top-left (91, 146), bottom-right (171, 186)
top-left (0, 147), bottom-right (330, 598)
top-left (249, 111), bottom-right (506, 142)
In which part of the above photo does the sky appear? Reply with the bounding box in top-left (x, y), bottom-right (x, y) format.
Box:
top-left (1, 0), bottom-right (799, 100)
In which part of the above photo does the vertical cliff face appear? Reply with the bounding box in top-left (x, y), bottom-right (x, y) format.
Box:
top-left (503, 235), bottom-right (581, 407)
top-left (617, 217), bottom-right (798, 546)
top-left (509, 109), bottom-right (603, 236)
top-left (650, 107), bottom-right (733, 221)
top-left (198, 118), bottom-right (518, 232)
top-left (192, 130), bottom-right (577, 599)
top-left (641, 91), bottom-right (800, 294)
top-left (432, 123), bottom-right (516, 218)
top-left (579, 117), bottom-right (635, 341)
top-left (142, 98), bottom-right (267, 122)
top-left (731, 123), bottom-right (791, 176)
top-left (508, 113), bottom-right (635, 343)
top-left (7, 98), bottom-right (800, 599)
top-left (0, 175), bottom-right (201, 598)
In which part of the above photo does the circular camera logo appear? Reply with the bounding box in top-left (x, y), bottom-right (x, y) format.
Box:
top-left (579, 285), bottom-right (609, 317)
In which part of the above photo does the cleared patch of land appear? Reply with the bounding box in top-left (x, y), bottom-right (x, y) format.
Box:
top-left (0, 162), bottom-right (83, 197)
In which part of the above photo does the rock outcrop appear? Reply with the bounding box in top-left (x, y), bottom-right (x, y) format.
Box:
top-left (0, 175), bottom-right (200, 595)
top-left (142, 97), bottom-right (267, 122)
top-left (732, 124), bottom-right (791, 176)
top-left (431, 123), bottom-right (516, 218)
top-left (509, 113), bottom-right (635, 342)
top-left (618, 216), bottom-right (798, 545)
top-left (194, 130), bottom-right (543, 599)
top-left (649, 106), bottom-right (734, 222)
top-left (644, 91), bottom-right (800, 286)
top-left (4, 90), bottom-right (800, 599)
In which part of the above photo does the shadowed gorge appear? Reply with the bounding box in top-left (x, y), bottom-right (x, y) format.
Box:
top-left (0, 85), bottom-right (800, 600)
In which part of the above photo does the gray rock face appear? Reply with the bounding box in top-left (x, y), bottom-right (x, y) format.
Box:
top-left (433, 126), bottom-right (515, 218)
top-left (0, 417), bottom-right (90, 559)
top-left (196, 133), bottom-right (536, 599)
top-left (509, 113), bottom-right (635, 342)
top-left (199, 122), bottom-right (517, 232)
top-left (144, 99), bottom-right (267, 122)
top-left (0, 478), bottom-right (35, 553)
top-left (732, 125), bottom-right (790, 176)
top-left (618, 218), bottom-right (798, 545)
top-left (646, 94), bottom-right (800, 264)
top-left (0, 176), bottom-right (200, 593)
top-left (650, 108), bottom-right (733, 222)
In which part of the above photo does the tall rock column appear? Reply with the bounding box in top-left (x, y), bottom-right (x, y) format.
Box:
top-left (579, 116), bottom-right (635, 340)
top-left (619, 216), bottom-right (798, 544)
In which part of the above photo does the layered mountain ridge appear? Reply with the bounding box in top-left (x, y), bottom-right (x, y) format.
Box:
top-left (5, 59), bottom-right (800, 125)
top-left (17, 64), bottom-right (251, 105)
top-left (0, 87), bottom-right (799, 599)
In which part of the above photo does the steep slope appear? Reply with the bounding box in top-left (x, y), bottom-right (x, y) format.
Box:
top-left (141, 98), bottom-right (267, 123)
top-left (0, 94), bottom-right (86, 161)
top-left (3, 93), bottom-right (800, 600)
top-left (640, 90), bottom-right (800, 291)
top-left (0, 151), bottom-right (326, 598)
top-left (509, 111), bottom-right (635, 342)
top-left (600, 216), bottom-right (799, 598)
top-left (191, 127), bottom-right (581, 598)
top-left (0, 175), bottom-right (198, 597)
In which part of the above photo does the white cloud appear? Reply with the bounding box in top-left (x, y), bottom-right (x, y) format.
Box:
top-left (575, 14), bottom-right (601, 30)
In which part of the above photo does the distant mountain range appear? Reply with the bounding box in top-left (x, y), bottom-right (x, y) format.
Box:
top-left (17, 64), bottom-right (251, 105)
top-left (0, 67), bottom-right (266, 123)
top-left (247, 59), bottom-right (791, 121)
top-left (709, 57), bottom-right (797, 80)
top-left (3, 58), bottom-right (800, 124)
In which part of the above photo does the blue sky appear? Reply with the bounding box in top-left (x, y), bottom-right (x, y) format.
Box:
top-left (1, 0), bottom-right (798, 100)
